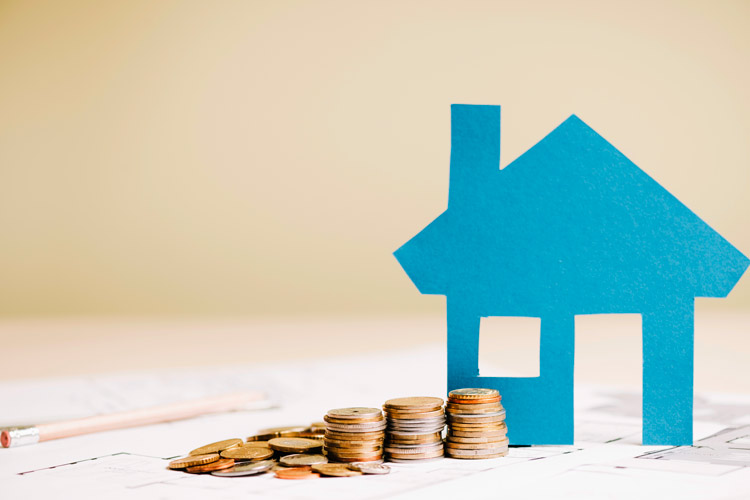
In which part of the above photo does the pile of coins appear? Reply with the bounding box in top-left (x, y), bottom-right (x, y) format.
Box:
top-left (445, 388), bottom-right (509, 459)
top-left (383, 397), bottom-right (446, 462)
top-left (323, 407), bottom-right (386, 463)
top-left (167, 389), bottom-right (509, 480)
top-left (167, 437), bottom-right (275, 476)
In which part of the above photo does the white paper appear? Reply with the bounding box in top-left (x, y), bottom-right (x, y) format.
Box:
top-left (2, 344), bottom-right (750, 499)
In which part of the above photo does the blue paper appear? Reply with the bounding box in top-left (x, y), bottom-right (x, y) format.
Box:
top-left (394, 104), bottom-right (749, 445)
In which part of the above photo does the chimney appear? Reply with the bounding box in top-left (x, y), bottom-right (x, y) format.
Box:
top-left (448, 104), bottom-right (500, 208)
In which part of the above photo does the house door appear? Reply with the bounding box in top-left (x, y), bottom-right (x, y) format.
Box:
top-left (574, 314), bottom-right (642, 443)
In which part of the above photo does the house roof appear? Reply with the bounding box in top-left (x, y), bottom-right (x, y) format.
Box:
top-left (395, 105), bottom-right (749, 315)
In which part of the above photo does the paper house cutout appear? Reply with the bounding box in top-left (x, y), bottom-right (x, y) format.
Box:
top-left (394, 105), bottom-right (749, 445)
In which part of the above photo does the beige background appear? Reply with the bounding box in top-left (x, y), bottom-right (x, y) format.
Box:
top-left (0, 1), bottom-right (749, 388)
top-left (0, 0), bottom-right (748, 318)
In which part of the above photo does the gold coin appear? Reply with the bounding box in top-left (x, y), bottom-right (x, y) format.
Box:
top-left (324, 430), bottom-right (385, 440)
top-left (221, 446), bottom-right (274, 461)
top-left (168, 453), bottom-right (220, 469)
top-left (448, 427), bottom-right (506, 433)
top-left (189, 438), bottom-right (243, 456)
top-left (246, 426), bottom-right (308, 441)
top-left (448, 420), bottom-right (506, 427)
top-left (384, 409), bottom-right (445, 420)
top-left (446, 451), bottom-right (508, 459)
top-left (279, 453), bottom-right (328, 467)
top-left (445, 446), bottom-right (508, 457)
top-left (247, 432), bottom-right (277, 441)
top-left (325, 423), bottom-right (387, 432)
top-left (388, 438), bottom-right (442, 447)
top-left (324, 415), bottom-right (385, 425)
top-left (325, 448), bottom-right (384, 456)
top-left (268, 437), bottom-right (324, 454)
top-left (448, 388), bottom-right (500, 399)
top-left (445, 438), bottom-right (509, 450)
top-left (242, 440), bottom-right (271, 448)
top-left (448, 427), bottom-right (507, 438)
top-left (387, 431), bottom-right (442, 441)
top-left (446, 400), bottom-right (503, 409)
top-left (275, 468), bottom-right (320, 480)
top-left (325, 454), bottom-right (383, 463)
top-left (448, 421), bottom-right (506, 428)
top-left (446, 405), bottom-right (504, 414)
top-left (324, 440), bottom-right (383, 450)
top-left (186, 458), bottom-right (235, 474)
top-left (348, 463), bottom-right (391, 475)
top-left (258, 425), bottom-right (308, 435)
top-left (384, 397), bottom-right (444, 410)
top-left (448, 415), bottom-right (505, 423)
top-left (327, 408), bottom-right (383, 419)
top-left (326, 449), bottom-right (384, 459)
top-left (449, 394), bottom-right (501, 402)
top-left (447, 434), bottom-right (507, 443)
top-left (312, 463), bottom-right (362, 477)
top-left (387, 449), bottom-right (444, 460)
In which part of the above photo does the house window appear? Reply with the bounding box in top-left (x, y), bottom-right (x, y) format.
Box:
top-left (574, 314), bottom-right (642, 389)
top-left (478, 316), bottom-right (541, 377)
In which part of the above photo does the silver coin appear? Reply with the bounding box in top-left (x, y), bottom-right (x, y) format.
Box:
top-left (389, 421), bottom-right (445, 427)
top-left (385, 441), bottom-right (444, 449)
top-left (388, 427), bottom-right (445, 433)
top-left (385, 444), bottom-right (444, 454)
top-left (388, 416), bottom-right (446, 422)
top-left (348, 463), bottom-right (391, 475)
top-left (211, 460), bottom-right (275, 477)
top-left (388, 423), bottom-right (445, 429)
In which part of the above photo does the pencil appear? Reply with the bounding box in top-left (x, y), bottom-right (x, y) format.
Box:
top-left (1, 391), bottom-right (268, 448)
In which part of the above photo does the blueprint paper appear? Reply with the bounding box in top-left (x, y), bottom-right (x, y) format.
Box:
top-left (394, 104), bottom-right (749, 445)
top-left (2, 345), bottom-right (750, 500)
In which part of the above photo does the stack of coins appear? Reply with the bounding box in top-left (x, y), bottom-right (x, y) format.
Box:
top-left (323, 407), bottom-right (385, 463)
top-left (383, 397), bottom-right (445, 462)
top-left (445, 388), bottom-right (508, 459)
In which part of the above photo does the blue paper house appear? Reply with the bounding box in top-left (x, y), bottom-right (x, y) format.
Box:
top-left (395, 105), bottom-right (749, 446)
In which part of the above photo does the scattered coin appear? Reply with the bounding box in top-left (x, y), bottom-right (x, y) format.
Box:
top-left (312, 463), bottom-right (362, 477)
top-left (258, 425), bottom-right (308, 436)
top-left (279, 454), bottom-right (328, 468)
top-left (168, 453), bottom-right (220, 470)
top-left (241, 440), bottom-right (271, 448)
top-left (348, 462), bottom-right (391, 475)
top-left (269, 437), bottom-right (324, 454)
top-left (186, 458), bottom-right (235, 473)
top-left (189, 439), bottom-right (243, 456)
top-left (247, 425), bottom-right (308, 441)
top-left (221, 446), bottom-right (274, 461)
top-left (275, 468), bottom-right (320, 480)
top-left (211, 460), bottom-right (275, 477)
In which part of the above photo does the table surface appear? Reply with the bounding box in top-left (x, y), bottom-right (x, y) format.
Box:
top-left (2, 340), bottom-right (750, 500)
top-left (1, 310), bottom-right (749, 393)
